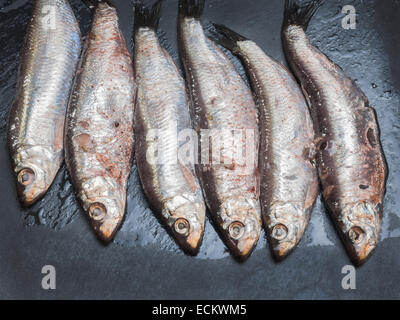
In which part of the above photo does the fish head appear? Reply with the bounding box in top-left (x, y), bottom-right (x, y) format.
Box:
top-left (266, 202), bottom-right (311, 261)
top-left (218, 196), bottom-right (262, 260)
top-left (13, 146), bottom-right (62, 207)
top-left (79, 176), bottom-right (126, 244)
top-left (338, 201), bottom-right (382, 266)
top-left (163, 194), bottom-right (206, 255)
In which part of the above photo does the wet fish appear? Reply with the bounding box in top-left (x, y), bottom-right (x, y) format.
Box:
top-left (133, 1), bottom-right (206, 254)
top-left (211, 24), bottom-right (319, 260)
top-left (178, 0), bottom-right (261, 260)
top-left (7, 0), bottom-right (82, 206)
top-left (65, 0), bottom-right (135, 243)
top-left (282, 0), bottom-right (387, 265)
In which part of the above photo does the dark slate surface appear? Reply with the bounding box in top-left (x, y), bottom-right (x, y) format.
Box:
top-left (0, 0), bottom-right (399, 300)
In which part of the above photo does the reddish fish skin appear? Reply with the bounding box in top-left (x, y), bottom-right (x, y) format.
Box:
top-left (211, 23), bottom-right (319, 260)
top-left (282, 0), bottom-right (387, 265)
top-left (178, 0), bottom-right (262, 260)
top-left (65, 1), bottom-right (135, 243)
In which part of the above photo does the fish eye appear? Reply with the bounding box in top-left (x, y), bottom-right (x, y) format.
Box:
top-left (89, 203), bottom-right (107, 221)
top-left (228, 221), bottom-right (245, 240)
top-left (348, 226), bottom-right (365, 244)
top-left (174, 218), bottom-right (190, 236)
top-left (366, 128), bottom-right (377, 148)
top-left (17, 168), bottom-right (35, 186)
top-left (271, 223), bottom-right (288, 241)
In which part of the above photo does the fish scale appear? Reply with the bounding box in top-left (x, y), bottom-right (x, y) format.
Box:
top-left (210, 22), bottom-right (319, 260)
top-left (282, 0), bottom-right (387, 265)
top-left (178, 0), bottom-right (261, 260)
top-left (7, 0), bottom-right (82, 207)
top-left (65, 0), bottom-right (135, 243)
top-left (133, 1), bottom-right (206, 254)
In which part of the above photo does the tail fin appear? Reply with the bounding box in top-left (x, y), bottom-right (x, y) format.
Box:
top-left (178, 0), bottom-right (205, 19)
top-left (134, 0), bottom-right (162, 32)
top-left (81, 0), bottom-right (115, 9)
top-left (209, 23), bottom-right (248, 53)
top-left (282, 0), bottom-right (323, 31)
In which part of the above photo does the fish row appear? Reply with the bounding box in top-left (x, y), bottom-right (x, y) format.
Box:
top-left (7, 0), bottom-right (387, 265)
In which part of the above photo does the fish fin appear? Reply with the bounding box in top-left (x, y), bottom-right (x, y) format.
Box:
top-left (209, 23), bottom-right (248, 53)
top-left (134, 0), bottom-right (163, 32)
top-left (81, 0), bottom-right (115, 9)
top-left (282, 0), bottom-right (324, 31)
top-left (179, 0), bottom-right (205, 19)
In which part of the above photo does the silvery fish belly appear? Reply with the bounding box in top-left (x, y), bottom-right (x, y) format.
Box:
top-left (7, 0), bottom-right (82, 206)
top-left (133, 1), bottom-right (206, 254)
top-left (282, 0), bottom-right (387, 265)
top-left (211, 24), bottom-right (319, 260)
top-left (65, 2), bottom-right (135, 243)
top-left (178, 0), bottom-right (261, 260)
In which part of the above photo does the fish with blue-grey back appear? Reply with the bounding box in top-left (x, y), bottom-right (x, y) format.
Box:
top-left (133, 0), bottom-right (206, 254)
top-left (178, 0), bottom-right (262, 260)
top-left (210, 23), bottom-right (319, 261)
top-left (282, 0), bottom-right (388, 265)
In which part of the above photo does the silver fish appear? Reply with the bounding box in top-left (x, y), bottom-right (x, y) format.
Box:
top-left (133, 1), bottom-right (206, 254)
top-left (282, 0), bottom-right (388, 265)
top-left (178, 0), bottom-right (261, 260)
top-left (7, 0), bottom-right (82, 206)
top-left (65, 0), bottom-right (135, 243)
top-left (211, 24), bottom-right (319, 260)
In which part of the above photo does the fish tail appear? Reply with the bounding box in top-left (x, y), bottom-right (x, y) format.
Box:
top-left (81, 0), bottom-right (115, 9)
top-left (133, 0), bottom-right (163, 33)
top-left (209, 23), bottom-right (248, 53)
top-left (282, 0), bottom-right (323, 31)
top-left (179, 0), bottom-right (205, 19)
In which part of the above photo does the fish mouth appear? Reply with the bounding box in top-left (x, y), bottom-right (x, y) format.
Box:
top-left (268, 223), bottom-right (297, 261)
top-left (13, 147), bottom-right (63, 207)
top-left (15, 166), bottom-right (47, 207)
top-left (92, 219), bottom-right (122, 244)
top-left (342, 224), bottom-right (379, 266)
top-left (225, 222), bottom-right (260, 260)
top-left (336, 201), bottom-right (382, 266)
top-left (218, 199), bottom-right (262, 261)
top-left (164, 199), bottom-right (206, 255)
top-left (173, 217), bottom-right (204, 255)
top-left (264, 203), bottom-right (312, 261)
top-left (86, 200), bottom-right (125, 244)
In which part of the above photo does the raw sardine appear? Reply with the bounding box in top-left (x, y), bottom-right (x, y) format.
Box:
top-left (65, 0), bottom-right (135, 242)
top-left (178, 0), bottom-right (261, 259)
top-left (282, 0), bottom-right (387, 265)
top-left (211, 24), bottom-right (319, 260)
top-left (133, 1), bottom-right (206, 254)
top-left (7, 0), bottom-right (82, 206)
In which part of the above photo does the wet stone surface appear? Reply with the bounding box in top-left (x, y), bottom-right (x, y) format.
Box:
top-left (0, 0), bottom-right (399, 299)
